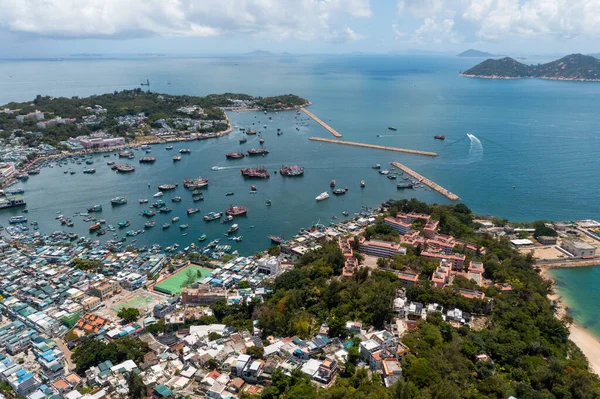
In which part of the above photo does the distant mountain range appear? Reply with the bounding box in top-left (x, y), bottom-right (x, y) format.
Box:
top-left (461, 54), bottom-right (600, 81)
top-left (457, 49), bottom-right (502, 57)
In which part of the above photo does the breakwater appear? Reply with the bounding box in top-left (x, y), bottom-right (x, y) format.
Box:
top-left (309, 137), bottom-right (438, 157)
top-left (301, 108), bottom-right (343, 137)
top-left (391, 161), bottom-right (460, 200)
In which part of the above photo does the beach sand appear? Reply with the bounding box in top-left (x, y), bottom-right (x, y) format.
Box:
top-left (542, 268), bottom-right (600, 375)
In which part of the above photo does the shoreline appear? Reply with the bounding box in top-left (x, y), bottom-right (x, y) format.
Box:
top-left (541, 268), bottom-right (600, 375)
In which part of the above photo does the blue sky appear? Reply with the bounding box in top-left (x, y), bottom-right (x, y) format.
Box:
top-left (1, 0), bottom-right (599, 57)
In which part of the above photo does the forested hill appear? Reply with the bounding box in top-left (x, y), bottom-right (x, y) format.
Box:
top-left (461, 54), bottom-right (600, 81)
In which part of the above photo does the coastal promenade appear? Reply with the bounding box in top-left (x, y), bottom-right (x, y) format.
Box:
top-left (301, 108), bottom-right (343, 137)
top-left (535, 258), bottom-right (600, 269)
top-left (391, 161), bottom-right (461, 200)
top-left (309, 137), bottom-right (438, 157)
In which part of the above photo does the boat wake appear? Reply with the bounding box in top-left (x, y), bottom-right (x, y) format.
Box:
top-left (467, 133), bottom-right (483, 163)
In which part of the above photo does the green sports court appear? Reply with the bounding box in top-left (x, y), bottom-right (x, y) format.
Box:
top-left (153, 265), bottom-right (212, 295)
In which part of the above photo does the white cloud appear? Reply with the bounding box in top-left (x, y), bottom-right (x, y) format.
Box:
top-left (0, 0), bottom-right (372, 42)
top-left (398, 0), bottom-right (600, 42)
top-left (412, 18), bottom-right (460, 43)
top-left (392, 24), bottom-right (406, 39)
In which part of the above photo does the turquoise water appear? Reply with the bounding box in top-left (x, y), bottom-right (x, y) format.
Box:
top-left (548, 267), bottom-right (600, 338)
top-left (1, 55), bottom-right (600, 330)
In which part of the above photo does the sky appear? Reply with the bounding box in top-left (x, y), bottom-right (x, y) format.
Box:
top-left (0, 0), bottom-right (599, 57)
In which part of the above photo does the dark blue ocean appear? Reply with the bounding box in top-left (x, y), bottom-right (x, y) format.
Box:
top-left (1, 55), bottom-right (599, 332)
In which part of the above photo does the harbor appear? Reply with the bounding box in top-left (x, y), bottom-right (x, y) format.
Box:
top-left (391, 161), bottom-right (461, 200)
top-left (309, 137), bottom-right (438, 157)
top-left (301, 107), bottom-right (343, 137)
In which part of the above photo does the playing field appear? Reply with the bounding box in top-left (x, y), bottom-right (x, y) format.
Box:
top-left (113, 293), bottom-right (155, 312)
top-left (154, 265), bottom-right (212, 295)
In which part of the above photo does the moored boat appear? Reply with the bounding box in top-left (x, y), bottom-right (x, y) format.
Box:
top-left (183, 177), bottom-right (209, 189)
top-left (227, 224), bottom-right (239, 234)
top-left (330, 179), bottom-right (336, 188)
top-left (159, 207), bottom-right (172, 213)
top-left (144, 221), bottom-right (156, 228)
top-left (280, 165), bottom-right (304, 177)
top-left (89, 222), bottom-right (101, 231)
top-left (87, 204), bottom-right (102, 212)
top-left (187, 207), bottom-right (200, 215)
top-left (204, 211), bottom-right (223, 221)
top-left (434, 135), bottom-right (445, 140)
top-left (180, 148), bottom-right (191, 154)
top-left (241, 166), bottom-right (270, 179)
top-left (226, 205), bottom-right (247, 216)
top-left (388, 126), bottom-right (398, 131)
top-left (332, 188), bottom-right (348, 195)
top-left (316, 192), bottom-right (330, 201)
top-left (118, 220), bottom-right (131, 228)
top-left (111, 197), bottom-right (127, 205)
top-left (139, 157), bottom-right (156, 163)
top-left (158, 184), bottom-right (177, 191)
top-left (115, 164), bottom-right (135, 173)
top-left (162, 223), bottom-right (171, 229)
top-left (226, 152), bottom-right (245, 159)
top-left (171, 196), bottom-right (182, 202)
top-left (173, 156), bottom-right (181, 162)
top-left (198, 234), bottom-right (207, 242)
top-left (360, 180), bottom-right (366, 188)
top-left (153, 192), bottom-right (163, 198)
top-left (247, 148), bottom-right (269, 156)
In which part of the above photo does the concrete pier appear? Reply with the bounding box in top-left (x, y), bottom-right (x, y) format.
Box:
top-left (309, 137), bottom-right (438, 157)
top-left (391, 161), bottom-right (461, 201)
top-left (301, 108), bottom-right (343, 138)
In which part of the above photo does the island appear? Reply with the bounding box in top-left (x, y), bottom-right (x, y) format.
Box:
top-left (457, 49), bottom-right (501, 57)
top-left (461, 53), bottom-right (600, 81)
top-left (0, 90), bottom-right (309, 149)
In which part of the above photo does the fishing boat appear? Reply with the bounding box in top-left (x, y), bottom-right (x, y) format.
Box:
top-left (115, 164), bottom-right (135, 173)
top-left (89, 222), bottom-right (101, 232)
top-left (378, 170), bottom-right (389, 175)
top-left (221, 215), bottom-right (233, 223)
top-left (360, 180), bottom-right (366, 188)
top-left (159, 207), bottom-right (172, 213)
top-left (142, 210), bottom-right (156, 217)
top-left (342, 211), bottom-right (349, 216)
top-left (434, 135), bottom-right (445, 140)
top-left (372, 164), bottom-right (381, 169)
top-left (246, 129), bottom-right (257, 135)
top-left (7, 187), bottom-right (25, 195)
top-left (158, 184), bottom-right (177, 191)
top-left (332, 188), bottom-right (348, 195)
top-left (204, 211), bottom-right (223, 221)
top-left (277, 131), bottom-right (283, 136)
top-left (226, 205), bottom-right (247, 216)
top-left (247, 148), bottom-right (269, 156)
top-left (111, 197), bottom-right (127, 205)
top-left (139, 199), bottom-right (148, 204)
top-left (226, 152), bottom-right (245, 159)
top-left (280, 165), bottom-right (304, 176)
top-left (265, 199), bottom-right (272, 206)
top-left (251, 185), bottom-right (257, 191)
top-left (139, 157), bottom-right (156, 163)
top-left (270, 235), bottom-right (285, 245)
top-left (87, 204), bottom-right (102, 212)
top-left (180, 224), bottom-right (189, 229)
top-left (226, 192), bottom-right (235, 196)
top-left (241, 166), bottom-right (270, 179)
top-left (172, 217), bottom-right (180, 223)
top-left (187, 207), bottom-right (200, 215)
top-left (193, 196), bottom-right (203, 202)
top-left (397, 182), bottom-right (414, 189)
top-left (141, 145), bottom-right (151, 150)
top-left (118, 150), bottom-right (134, 158)
top-left (173, 156), bottom-right (181, 162)
top-left (387, 175), bottom-right (397, 180)
top-left (198, 234), bottom-right (207, 242)
top-left (388, 126), bottom-right (398, 131)
top-left (162, 223), bottom-right (171, 229)
top-left (180, 148), bottom-right (191, 154)
top-left (191, 189), bottom-right (203, 196)
top-left (153, 192), bottom-right (164, 198)
top-left (118, 220), bottom-right (130, 228)
top-left (227, 224), bottom-right (239, 234)
top-left (316, 192), bottom-right (330, 201)
top-left (259, 138), bottom-right (265, 144)
top-left (83, 168), bottom-right (96, 174)
top-left (231, 236), bottom-right (243, 242)
top-left (144, 221), bottom-right (156, 228)
top-left (107, 161), bottom-right (115, 165)
top-left (183, 177), bottom-right (209, 189)
top-left (171, 196), bottom-right (182, 202)
top-left (166, 145), bottom-right (174, 150)
top-left (330, 179), bottom-right (336, 188)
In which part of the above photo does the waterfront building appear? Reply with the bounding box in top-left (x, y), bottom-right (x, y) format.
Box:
top-left (256, 257), bottom-right (281, 276)
top-left (358, 237), bottom-right (407, 258)
top-left (0, 162), bottom-right (16, 183)
top-left (75, 133), bottom-right (126, 149)
top-left (560, 239), bottom-right (596, 258)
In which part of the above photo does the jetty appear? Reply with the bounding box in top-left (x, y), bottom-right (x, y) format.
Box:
top-left (301, 108), bottom-right (343, 138)
top-left (309, 137), bottom-right (438, 157)
top-left (391, 161), bottom-right (460, 200)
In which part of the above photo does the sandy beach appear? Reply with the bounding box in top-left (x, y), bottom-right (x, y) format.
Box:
top-left (541, 268), bottom-right (600, 375)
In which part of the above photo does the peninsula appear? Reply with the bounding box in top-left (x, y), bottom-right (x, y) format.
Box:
top-left (0, 90), bottom-right (309, 148)
top-left (461, 53), bottom-right (600, 81)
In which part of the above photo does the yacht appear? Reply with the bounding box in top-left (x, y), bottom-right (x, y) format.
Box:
top-left (315, 192), bottom-right (330, 201)
top-left (153, 192), bottom-right (164, 198)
